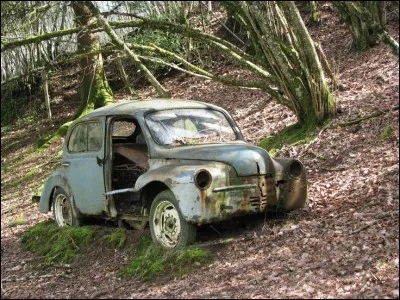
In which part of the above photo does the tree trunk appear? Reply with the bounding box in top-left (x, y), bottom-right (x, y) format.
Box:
top-left (334, 1), bottom-right (398, 55)
top-left (41, 69), bottom-right (52, 119)
top-left (71, 1), bottom-right (113, 120)
top-left (233, 1), bottom-right (335, 125)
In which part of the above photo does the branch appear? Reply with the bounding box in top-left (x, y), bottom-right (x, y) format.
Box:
top-left (350, 211), bottom-right (398, 234)
top-left (332, 106), bottom-right (399, 128)
top-left (90, 3), bottom-right (170, 98)
top-left (129, 42), bottom-right (268, 91)
top-left (1, 18), bottom-right (275, 85)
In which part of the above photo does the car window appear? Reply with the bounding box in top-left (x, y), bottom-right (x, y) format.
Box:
top-left (68, 122), bottom-right (103, 153)
top-left (88, 122), bottom-right (102, 151)
top-left (113, 121), bottom-right (136, 137)
top-left (68, 124), bottom-right (87, 152)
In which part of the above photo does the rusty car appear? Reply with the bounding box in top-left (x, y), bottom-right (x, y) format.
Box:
top-left (38, 99), bottom-right (307, 249)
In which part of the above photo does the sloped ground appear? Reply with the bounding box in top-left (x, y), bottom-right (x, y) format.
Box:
top-left (1, 6), bottom-right (399, 299)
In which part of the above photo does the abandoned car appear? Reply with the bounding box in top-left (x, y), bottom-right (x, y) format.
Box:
top-left (38, 99), bottom-right (307, 249)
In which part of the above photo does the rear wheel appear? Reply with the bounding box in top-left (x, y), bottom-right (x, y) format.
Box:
top-left (52, 187), bottom-right (81, 227)
top-left (149, 190), bottom-right (196, 249)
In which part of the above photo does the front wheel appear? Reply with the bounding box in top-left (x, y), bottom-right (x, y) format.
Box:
top-left (52, 187), bottom-right (81, 227)
top-left (149, 190), bottom-right (196, 249)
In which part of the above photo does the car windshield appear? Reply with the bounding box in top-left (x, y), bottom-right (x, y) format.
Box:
top-left (145, 108), bottom-right (239, 146)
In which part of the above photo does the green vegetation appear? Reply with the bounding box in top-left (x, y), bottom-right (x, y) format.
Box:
top-left (22, 220), bottom-right (94, 264)
top-left (125, 29), bottom-right (185, 75)
top-left (381, 124), bottom-right (392, 141)
top-left (259, 122), bottom-right (317, 156)
top-left (104, 228), bottom-right (127, 250)
top-left (8, 215), bottom-right (26, 227)
top-left (119, 234), bottom-right (210, 281)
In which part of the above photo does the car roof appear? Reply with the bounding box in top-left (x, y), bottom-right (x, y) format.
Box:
top-left (81, 99), bottom-right (220, 119)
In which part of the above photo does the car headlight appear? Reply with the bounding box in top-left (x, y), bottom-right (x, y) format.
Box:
top-left (289, 160), bottom-right (303, 178)
top-left (194, 169), bottom-right (212, 189)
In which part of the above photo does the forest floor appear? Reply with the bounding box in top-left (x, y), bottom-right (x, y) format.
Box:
top-left (1, 4), bottom-right (399, 299)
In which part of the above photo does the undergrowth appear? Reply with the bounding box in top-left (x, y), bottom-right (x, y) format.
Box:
top-left (104, 228), bottom-right (127, 250)
top-left (22, 220), bottom-right (94, 264)
top-left (119, 234), bottom-right (211, 281)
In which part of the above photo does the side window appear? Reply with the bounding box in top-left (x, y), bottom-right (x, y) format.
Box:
top-left (68, 124), bottom-right (87, 152)
top-left (68, 122), bottom-right (103, 153)
top-left (113, 121), bottom-right (136, 137)
top-left (88, 122), bottom-right (102, 151)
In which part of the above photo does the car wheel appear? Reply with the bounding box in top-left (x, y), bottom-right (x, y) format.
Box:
top-left (52, 187), bottom-right (80, 227)
top-left (150, 190), bottom-right (196, 249)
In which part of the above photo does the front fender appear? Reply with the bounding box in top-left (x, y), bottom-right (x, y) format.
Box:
top-left (39, 168), bottom-right (72, 213)
top-left (135, 161), bottom-right (233, 222)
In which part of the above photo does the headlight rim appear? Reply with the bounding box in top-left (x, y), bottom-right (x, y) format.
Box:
top-left (194, 169), bottom-right (212, 190)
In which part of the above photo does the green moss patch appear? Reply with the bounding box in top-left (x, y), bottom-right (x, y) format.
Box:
top-left (8, 216), bottom-right (26, 227)
top-left (22, 220), bottom-right (94, 264)
top-left (259, 122), bottom-right (317, 156)
top-left (104, 228), bottom-right (127, 250)
top-left (119, 234), bottom-right (211, 281)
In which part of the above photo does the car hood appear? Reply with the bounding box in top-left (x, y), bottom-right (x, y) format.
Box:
top-left (162, 144), bottom-right (273, 176)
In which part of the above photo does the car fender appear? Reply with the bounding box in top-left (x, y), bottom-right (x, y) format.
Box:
top-left (135, 162), bottom-right (227, 222)
top-left (39, 168), bottom-right (73, 213)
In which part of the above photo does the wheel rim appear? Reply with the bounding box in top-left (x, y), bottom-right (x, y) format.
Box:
top-left (152, 200), bottom-right (181, 248)
top-left (54, 193), bottom-right (72, 226)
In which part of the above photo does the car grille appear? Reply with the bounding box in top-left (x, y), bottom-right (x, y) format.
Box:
top-left (249, 195), bottom-right (268, 211)
top-left (248, 176), bottom-right (276, 211)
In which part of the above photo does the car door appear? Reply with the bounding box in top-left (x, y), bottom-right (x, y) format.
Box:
top-left (63, 118), bottom-right (108, 215)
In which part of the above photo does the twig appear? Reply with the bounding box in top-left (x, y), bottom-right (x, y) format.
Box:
top-left (320, 166), bottom-right (347, 172)
top-left (68, 234), bottom-right (79, 250)
top-left (210, 224), bottom-right (222, 235)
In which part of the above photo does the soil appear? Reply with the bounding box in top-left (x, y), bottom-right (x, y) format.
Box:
top-left (1, 4), bottom-right (399, 299)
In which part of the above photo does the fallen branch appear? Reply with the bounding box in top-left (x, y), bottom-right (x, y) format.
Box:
top-left (332, 106), bottom-right (399, 128)
top-left (350, 211), bottom-right (399, 234)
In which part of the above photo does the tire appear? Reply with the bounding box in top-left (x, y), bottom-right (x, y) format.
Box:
top-left (52, 187), bottom-right (81, 227)
top-left (149, 190), bottom-right (196, 249)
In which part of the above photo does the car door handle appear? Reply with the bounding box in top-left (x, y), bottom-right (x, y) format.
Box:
top-left (62, 162), bottom-right (70, 167)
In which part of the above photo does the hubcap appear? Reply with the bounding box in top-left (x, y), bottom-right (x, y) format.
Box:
top-left (153, 200), bottom-right (181, 248)
top-left (54, 193), bottom-right (72, 226)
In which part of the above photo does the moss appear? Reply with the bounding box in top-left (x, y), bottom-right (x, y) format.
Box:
top-left (8, 216), bottom-right (26, 227)
top-left (22, 220), bottom-right (94, 264)
top-left (259, 122), bottom-right (317, 156)
top-left (104, 228), bottom-right (127, 250)
top-left (119, 234), bottom-right (211, 281)
top-left (381, 124), bottom-right (392, 141)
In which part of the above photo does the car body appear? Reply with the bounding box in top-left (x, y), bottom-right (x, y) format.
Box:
top-left (38, 99), bottom-right (307, 248)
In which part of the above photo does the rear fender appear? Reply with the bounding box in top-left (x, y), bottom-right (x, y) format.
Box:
top-left (39, 169), bottom-right (73, 213)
